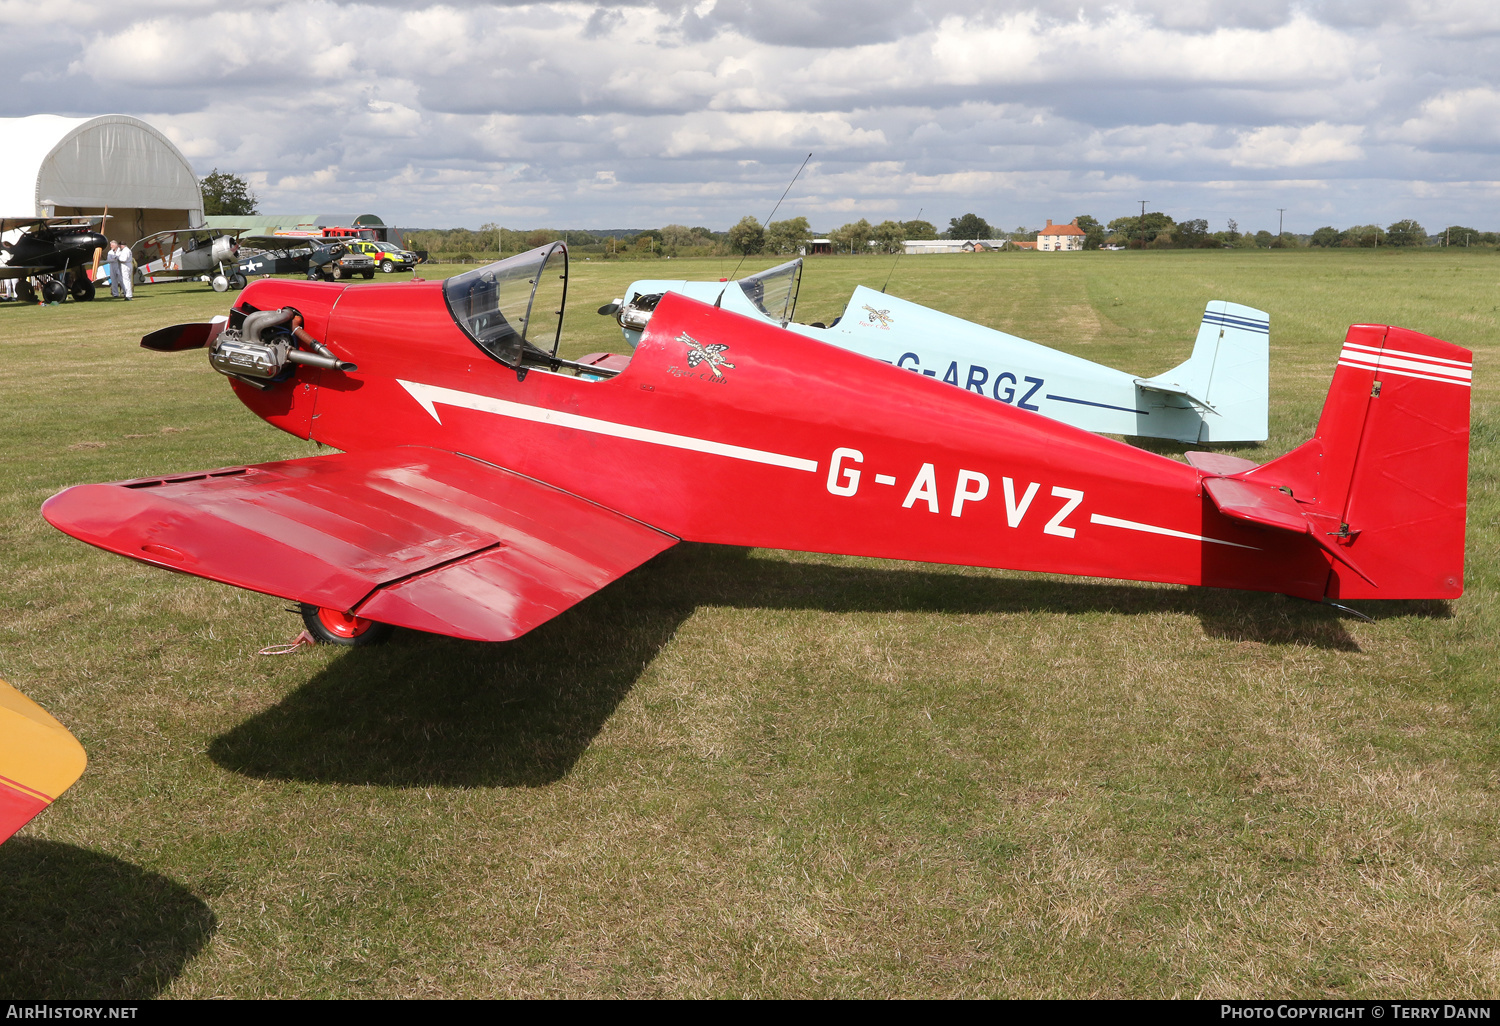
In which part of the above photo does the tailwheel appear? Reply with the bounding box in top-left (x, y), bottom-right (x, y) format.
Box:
top-left (299, 603), bottom-right (392, 647)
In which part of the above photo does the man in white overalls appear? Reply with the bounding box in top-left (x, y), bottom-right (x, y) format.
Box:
top-left (116, 240), bottom-right (134, 300)
top-left (105, 241), bottom-right (123, 298)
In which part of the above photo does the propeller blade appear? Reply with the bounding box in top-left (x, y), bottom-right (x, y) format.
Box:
top-left (141, 315), bottom-right (228, 352)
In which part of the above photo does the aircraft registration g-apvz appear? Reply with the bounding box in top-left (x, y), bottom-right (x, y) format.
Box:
top-left (610, 259), bottom-right (1269, 443)
top-left (41, 243), bottom-right (1470, 650)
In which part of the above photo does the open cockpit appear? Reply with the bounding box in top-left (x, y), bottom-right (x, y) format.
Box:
top-left (443, 242), bottom-right (629, 381)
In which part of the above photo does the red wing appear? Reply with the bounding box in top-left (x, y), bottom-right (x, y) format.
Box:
top-left (42, 447), bottom-right (677, 643)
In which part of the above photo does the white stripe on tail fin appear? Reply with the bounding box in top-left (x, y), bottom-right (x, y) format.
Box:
top-left (1137, 301), bottom-right (1269, 443)
top-left (1191, 324), bottom-right (1471, 601)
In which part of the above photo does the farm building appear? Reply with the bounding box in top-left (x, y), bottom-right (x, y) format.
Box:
top-left (902, 239), bottom-right (1008, 254)
top-left (1037, 219), bottom-right (1086, 251)
top-left (0, 114), bottom-right (203, 244)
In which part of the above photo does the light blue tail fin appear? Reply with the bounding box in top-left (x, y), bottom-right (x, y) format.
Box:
top-left (1135, 301), bottom-right (1269, 443)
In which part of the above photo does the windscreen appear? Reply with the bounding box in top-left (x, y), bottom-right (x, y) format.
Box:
top-left (443, 243), bottom-right (568, 367)
top-left (738, 258), bottom-right (802, 323)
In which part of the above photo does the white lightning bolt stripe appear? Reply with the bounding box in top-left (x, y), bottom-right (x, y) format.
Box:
top-left (1342, 341), bottom-right (1472, 369)
top-left (1336, 360), bottom-right (1472, 387)
top-left (1337, 348), bottom-right (1471, 383)
top-left (1089, 513), bottom-right (1260, 550)
top-left (399, 380), bottom-right (820, 473)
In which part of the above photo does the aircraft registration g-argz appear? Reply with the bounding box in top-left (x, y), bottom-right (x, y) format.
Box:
top-left (42, 243), bottom-right (1471, 648)
top-left (610, 259), bottom-right (1269, 443)
top-left (0, 215), bottom-right (109, 303)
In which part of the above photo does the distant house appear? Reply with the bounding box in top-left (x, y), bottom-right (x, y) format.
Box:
top-left (804, 238), bottom-right (833, 255)
top-left (1007, 240), bottom-right (1038, 251)
top-left (1036, 219), bottom-right (1086, 251)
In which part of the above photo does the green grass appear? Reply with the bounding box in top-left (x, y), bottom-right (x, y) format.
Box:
top-left (1, 250), bottom-right (1497, 998)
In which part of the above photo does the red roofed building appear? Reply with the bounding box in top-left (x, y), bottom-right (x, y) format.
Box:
top-left (1037, 218), bottom-right (1086, 251)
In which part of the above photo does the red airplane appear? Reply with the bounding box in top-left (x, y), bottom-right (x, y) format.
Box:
top-left (42, 243), bottom-right (1472, 647)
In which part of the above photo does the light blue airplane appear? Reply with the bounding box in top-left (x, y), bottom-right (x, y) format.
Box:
top-left (606, 259), bottom-right (1269, 443)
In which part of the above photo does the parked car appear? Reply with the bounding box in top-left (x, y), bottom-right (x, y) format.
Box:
top-left (346, 240), bottom-right (419, 273)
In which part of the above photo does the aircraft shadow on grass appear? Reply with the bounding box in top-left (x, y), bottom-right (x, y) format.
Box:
top-left (209, 544), bottom-right (1449, 791)
top-left (0, 839), bottom-right (216, 999)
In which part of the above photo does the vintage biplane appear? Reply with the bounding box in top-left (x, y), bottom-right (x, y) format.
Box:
top-left (0, 678), bottom-right (87, 847)
top-left (610, 259), bottom-right (1269, 443)
top-left (42, 243), bottom-right (1470, 649)
top-left (0, 215), bottom-right (110, 303)
top-left (132, 229), bottom-right (357, 291)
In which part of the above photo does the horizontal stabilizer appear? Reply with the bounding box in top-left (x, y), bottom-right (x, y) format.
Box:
top-left (1201, 472), bottom-right (1376, 585)
top-left (1133, 377), bottom-right (1212, 409)
top-left (43, 447), bottom-right (677, 643)
top-left (1184, 451), bottom-right (1259, 475)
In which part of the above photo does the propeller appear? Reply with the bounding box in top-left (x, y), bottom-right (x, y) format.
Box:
top-left (141, 315), bottom-right (228, 352)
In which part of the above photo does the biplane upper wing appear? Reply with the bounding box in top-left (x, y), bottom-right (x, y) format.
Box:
top-left (41, 447), bottom-right (678, 643)
top-left (1, 678), bottom-right (87, 845)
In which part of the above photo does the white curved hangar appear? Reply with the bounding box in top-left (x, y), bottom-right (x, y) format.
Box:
top-left (0, 114), bottom-right (204, 243)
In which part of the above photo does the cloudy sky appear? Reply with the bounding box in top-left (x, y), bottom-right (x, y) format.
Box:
top-left (5, 0), bottom-right (1499, 232)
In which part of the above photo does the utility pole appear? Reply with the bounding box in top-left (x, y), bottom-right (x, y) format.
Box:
top-left (1277, 208), bottom-right (1286, 237)
top-left (1139, 200), bottom-right (1149, 218)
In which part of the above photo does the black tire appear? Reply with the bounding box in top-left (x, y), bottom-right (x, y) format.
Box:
top-left (299, 603), bottom-right (392, 647)
top-left (362, 270), bottom-right (374, 279)
top-left (41, 279), bottom-right (67, 304)
top-left (331, 264), bottom-right (344, 281)
top-left (229, 273), bottom-right (248, 290)
top-left (380, 259), bottom-right (395, 273)
top-left (71, 278), bottom-right (96, 302)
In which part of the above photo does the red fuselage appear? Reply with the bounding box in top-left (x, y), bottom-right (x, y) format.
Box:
top-left (228, 277), bottom-right (1345, 601)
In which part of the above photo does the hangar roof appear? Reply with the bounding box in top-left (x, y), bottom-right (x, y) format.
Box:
top-left (0, 114), bottom-right (203, 222)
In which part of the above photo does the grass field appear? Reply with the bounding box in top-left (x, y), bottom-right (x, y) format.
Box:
top-left (1, 249), bottom-right (1496, 998)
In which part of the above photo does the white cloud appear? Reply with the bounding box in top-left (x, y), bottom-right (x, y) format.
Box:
top-left (2, 1), bottom-right (1497, 229)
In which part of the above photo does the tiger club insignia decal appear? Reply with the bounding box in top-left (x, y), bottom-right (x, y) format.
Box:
top-left (679, 332), bottom-right (736, 378)
top-left (862, 304), bottom-right (893, 329)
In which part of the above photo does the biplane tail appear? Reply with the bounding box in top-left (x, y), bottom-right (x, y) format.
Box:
top-left (1137, 301), bottom-right (1270, 442)
top-left (1189, 325), bottom-right (1471, 601)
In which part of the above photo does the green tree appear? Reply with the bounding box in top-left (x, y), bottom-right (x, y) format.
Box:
top-left (765, 216), bottom-right (811, 255)
top-left (1386, 219), bottom-right (1427, 247)
top-left (1254, 230), bottom-right (1275, 248)
top-left (1342, 225), bottom-right (1387, 247)
top-left (1441, 225), bottom-right (1481, 246)
top-left (948, 213), bottom-right (993, 240)
top-left (200, 169), bottom-right (258, 217)
top-left (871, 219), bottom-right (906, 254)
top-left (1074, 215), bottom-right (1106, 250)
top-left (727, 216), bottom-right (764, 255)
top-left (902, 219), bottom-right (937, 239)
top-left (1175, 218), bottom-right (1210, 248)
top-left (829, 218), bottom-right (874, 254)
top-left (1309, 226), bottom-right (1340, 247)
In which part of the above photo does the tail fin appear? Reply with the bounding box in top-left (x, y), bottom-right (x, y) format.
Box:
top-left (1194, 325), bottom-right (1471, 601)
top-left (1137, 301), bottom-right (1269, 442)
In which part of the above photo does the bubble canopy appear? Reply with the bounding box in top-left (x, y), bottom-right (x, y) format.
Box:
top-left (443, 243), bottom-right (569, 371)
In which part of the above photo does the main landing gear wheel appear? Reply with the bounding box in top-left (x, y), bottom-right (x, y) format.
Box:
top-left (70, 279), bottom-right (96, 302)
top-left (40, 279), bottom-right (67, 304)
top-left (229, 272), bottom-right (248, 290)
top-left (299, 603), bottom-right (392, 647)
top-left (212, 274), bottom-right (230, 292)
